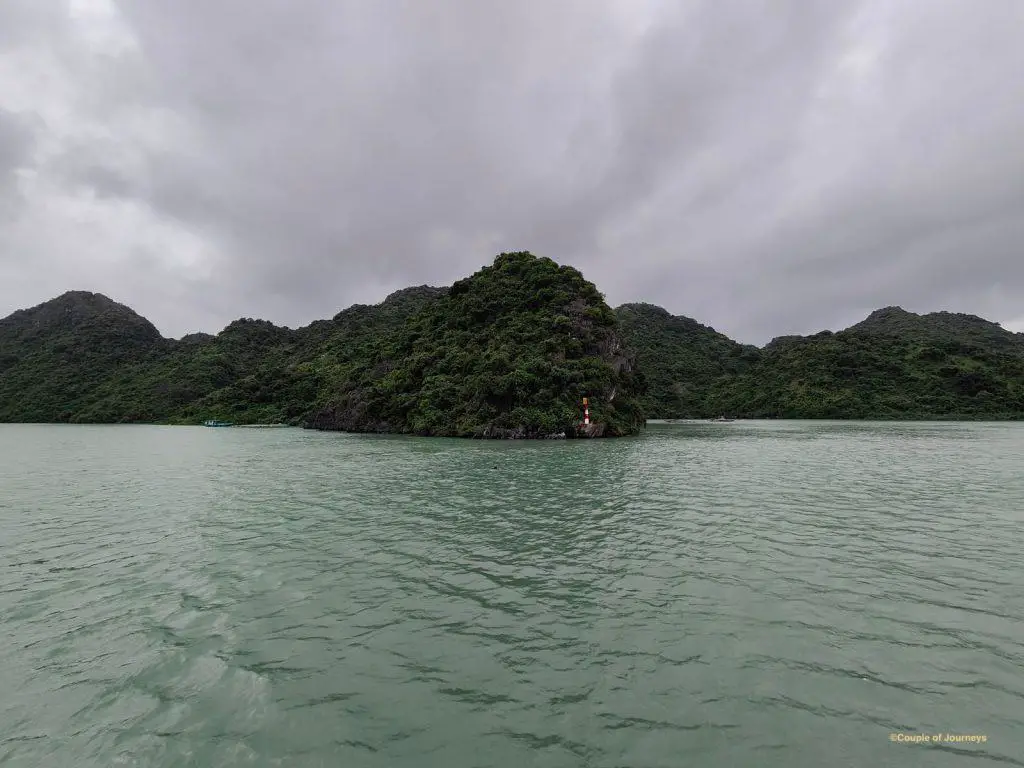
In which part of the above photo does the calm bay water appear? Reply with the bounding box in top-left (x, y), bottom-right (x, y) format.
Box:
top-left (1, 421), bottom-right (1023, 767)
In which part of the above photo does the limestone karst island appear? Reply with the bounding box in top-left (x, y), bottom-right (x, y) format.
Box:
top-left (2, 251), bottom-right (1024, 434)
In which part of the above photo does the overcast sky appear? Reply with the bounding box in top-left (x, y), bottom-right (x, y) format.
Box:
top-left (1, 0), bottom-right (1022, 345)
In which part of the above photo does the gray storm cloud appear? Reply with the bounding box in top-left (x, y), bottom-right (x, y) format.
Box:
top-left (0, 108), bottom-right (34, 199)
top-left (1, 0), bottom-right (1022, 342)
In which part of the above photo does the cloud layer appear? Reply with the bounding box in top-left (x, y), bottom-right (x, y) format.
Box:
top-left (2, 0), bottom-right (1022, 343)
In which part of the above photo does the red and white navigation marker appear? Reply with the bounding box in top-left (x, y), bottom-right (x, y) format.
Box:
top-left (583, 397), bottom-right (590, 426)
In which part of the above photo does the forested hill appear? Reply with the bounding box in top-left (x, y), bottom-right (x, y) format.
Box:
top-left (307, 252), bottom-right (644, 437)
top-left (0, 253), bottom-right (644, 436)
top-left (0, 291), bottom-right (168, 422)
top-left (848, 306), bottom-right (1024, 350)
top-left (614, 303), bottom-right (759, 418)
top-left (3, 263), bottom-right (1023, 427)
top-left (626, 304), bottom-right (1024, 419)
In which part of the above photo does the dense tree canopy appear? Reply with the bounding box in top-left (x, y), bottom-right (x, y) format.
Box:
top-left (615, 303), bottom-right (759, 418)
top-left (704, 318), bottom-right (1024, 420)
top-left (0, 254), bottom-right (644, 436)
top-left (307, 252), bottom-right (644, 436)
top-left (3, 265), bottom-right (1023, 430)
top-left (623, 303), bottom-right (1024, 420)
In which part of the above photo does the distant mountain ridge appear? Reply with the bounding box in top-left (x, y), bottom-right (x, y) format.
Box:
top-left (0, 291), bottom-right (170, 422)
top-left (700, 306), bottom-right (1024, 419)
top-left (847, 305), bottom-right (1024, 350)
top-left (2, 266), bottom-right (1024, 426)
top-left (614, 303), bottom-right (760, 418)
top-left (0, 290), bottom-right (163, 346)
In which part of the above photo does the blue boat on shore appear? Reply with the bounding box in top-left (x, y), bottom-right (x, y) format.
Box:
top-left (203, 420), bottom-right (233, 427)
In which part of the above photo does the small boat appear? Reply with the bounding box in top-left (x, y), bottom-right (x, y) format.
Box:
top-left (710, 416), bottom-right (735, 423)
top-left (203, 420), bottom-right (233, 427)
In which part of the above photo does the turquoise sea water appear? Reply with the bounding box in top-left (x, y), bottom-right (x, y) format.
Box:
top-left (1, 421), bottom-right (1022, 767)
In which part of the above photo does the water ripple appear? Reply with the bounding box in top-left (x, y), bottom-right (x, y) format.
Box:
top-left (1, 421), bottom-right (1023, 766)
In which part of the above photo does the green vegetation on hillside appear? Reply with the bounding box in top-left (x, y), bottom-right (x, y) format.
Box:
top-left (66, 287), bottom-right (444, 427)
top-left (307, 252), bottom-right (645, 437)
top-left (0, 255), bottom-right (644, 436)
top-left (703, 310), bottom-right (1024, 419)
top-left (615, 303), bottom-right (759, 418)
top-left (3, 271), bottom-right (1023, 429)
top-left (0, 287), bottom-right (447, 426)
top-left (612, 303), bottom-right (1024, 420)
top-left (0, 291), bottom-right (169, 422)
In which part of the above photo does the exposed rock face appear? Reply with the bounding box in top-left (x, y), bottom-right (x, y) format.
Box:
top-left (305, 400), bottom-right (394, 434)
top-left (476, 422), bottom-right (599, 440)
top-left (575, 422), bottom-right (607, 438)
top-left (597, 335), bottom-right (634, 376)
top-left (477, 425), bottom-right (542, 439)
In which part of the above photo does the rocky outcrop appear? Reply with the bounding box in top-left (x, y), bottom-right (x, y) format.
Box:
top-left (304, 252), bottom-right (646, 438)
top-left (476, 424), bottom-right (565, 439)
